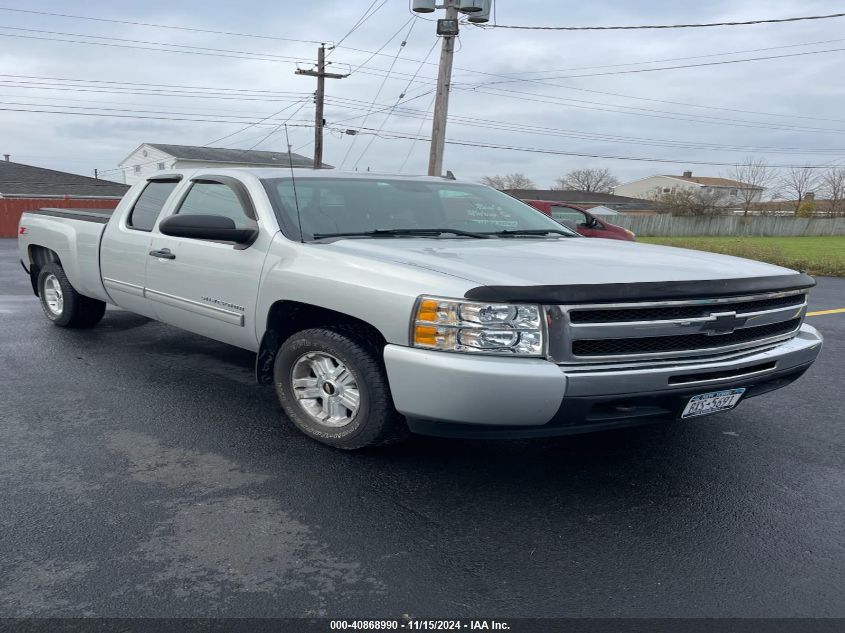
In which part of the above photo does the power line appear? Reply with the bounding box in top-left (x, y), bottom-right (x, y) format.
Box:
top-left (341, 18), bottom-right (417, 169)
top-left (0, 73), bottom-right (312, 95)
top-left (8, 87), bottom-right (842, 154)
top-left (493, 37), bottom-right (845, 76)
top-left (0, 27), bottom-right (437, 83)
top-left (0, 5), bottom-right (452, 75)
top-left (473, 46), bottom-right (845, 83)
top-left (0, 99), bottom-right (317, 124)
top-left (3, 67), bottom-right (843, 128)
top-left (477, 12), bottom-right (845, 31)
top-left (203, 98), bottom-right (312, 146)
top-left (8, 3), bottom-right (842, 94)
top-left (347, 17), bottom-right (415, 74)
top-left (247, 102), bottom-right (311, 150)
top-left (464, 86), bottom-right (845, 135)
top-left (0, 29), bottom-right (309, 64)
top-left (0, 81), bottom-right (313, 103)
top-left (0, 26), bottom-right (313, 61)
top-left (352, 37), bottom-right (439, 169)
top-left (523, 83), bottom-right (845, 125)
top-left (0, 105), bottom-right (318, 127)
top-left (331, 0), bottom-right (388, 51)
top-left (5, 79), bottom-right (845, 153)
top-left (398, 94), bottom-right (437, 173)
top-left (0, 91), bottom-right (306, 116)
top-left (9, 88), bottom-right (843, 156)
top-left (0, 6), bottom-right (325, 44)
top-left (3, 103), bottom-right (839, 172)
top-left (329, 124), bottom-right (842, 169)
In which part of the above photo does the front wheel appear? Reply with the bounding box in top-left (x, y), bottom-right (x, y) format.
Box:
top-left (273, 326), bottom-right (408, 449)
top-left (37, 263), bottom-right (106, 328)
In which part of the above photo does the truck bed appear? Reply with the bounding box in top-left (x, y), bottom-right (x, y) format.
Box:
top-left (30, 207), bottom-right (115, 224)
top-left (19, 207), bottom-right (115, 304)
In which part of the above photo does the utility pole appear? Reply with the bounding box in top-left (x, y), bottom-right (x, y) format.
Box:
top-left (296, 44), bottom-right (348, 169)
top-left (413, 0), bottom-right (491, 176)
top-left (428, 0), bottom-right (459, 177)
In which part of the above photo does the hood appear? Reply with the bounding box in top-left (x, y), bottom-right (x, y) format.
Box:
top-left (324, 237), bottom-right (796, 287)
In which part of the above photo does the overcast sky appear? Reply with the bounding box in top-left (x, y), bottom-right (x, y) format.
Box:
top-left (1, 0), bottom-right (844, 188)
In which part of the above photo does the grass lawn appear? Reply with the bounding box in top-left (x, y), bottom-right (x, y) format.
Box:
top-left (639, 236), bottom-right (845, 277)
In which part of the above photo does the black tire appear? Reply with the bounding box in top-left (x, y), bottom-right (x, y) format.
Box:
top-left (273, 325), bottom-right (408, 449)
top-left (37, 263), bottom-right (106, 328)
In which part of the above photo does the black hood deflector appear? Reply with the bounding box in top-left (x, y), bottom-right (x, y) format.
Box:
top-left (464, 273), bottom-right (816, 304)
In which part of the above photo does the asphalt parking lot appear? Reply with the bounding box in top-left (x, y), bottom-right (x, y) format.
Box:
top-left (0, 237), bottom-right (843, 618)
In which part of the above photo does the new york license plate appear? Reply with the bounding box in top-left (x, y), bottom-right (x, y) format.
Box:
top-left (681, 388), bottom-right (746, 419)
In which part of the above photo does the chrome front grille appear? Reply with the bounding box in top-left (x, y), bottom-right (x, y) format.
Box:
top-left (546, 289), bottom-right (808, 364)
top-left (568, 294), bottom-right (805, 324)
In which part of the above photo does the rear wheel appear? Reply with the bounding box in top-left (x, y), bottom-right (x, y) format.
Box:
top-left (37, 263), bottom-right (106, 328)
top-left (273, 326), bottom-right (408, 449)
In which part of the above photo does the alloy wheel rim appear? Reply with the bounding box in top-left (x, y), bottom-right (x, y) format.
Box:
top-left (291, 352), bottom-right (361, 427)
top-left (43, 274), bottom-right (64, 316)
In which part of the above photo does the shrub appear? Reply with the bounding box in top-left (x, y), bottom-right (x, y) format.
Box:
top-left (795, 201), bottom-right (816, 217)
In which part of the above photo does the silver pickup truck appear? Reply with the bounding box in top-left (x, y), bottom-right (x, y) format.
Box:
top-left (18, 169), bottom-right (822, 449)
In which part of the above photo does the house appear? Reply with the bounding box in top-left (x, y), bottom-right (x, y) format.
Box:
top-left (503, 189), bottom-right (655, 213)
top-left (118, 143), bottom-right (322, 185)
top-left (613, 171), bottom-right (763, 206)
top-left (0, 157), bottom-right (129, 237)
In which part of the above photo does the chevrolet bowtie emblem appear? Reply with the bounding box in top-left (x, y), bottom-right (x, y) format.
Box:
top-left (702, 311), bottom-right (748, 336)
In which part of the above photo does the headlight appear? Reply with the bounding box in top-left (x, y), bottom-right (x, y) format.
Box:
top-left (411, 296), bottom-right (545, 356)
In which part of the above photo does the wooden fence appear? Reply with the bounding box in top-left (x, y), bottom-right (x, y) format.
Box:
top-left (612, 214), bottom-right (845, 237)
top-left (0, 198), bottom-right (121, 238)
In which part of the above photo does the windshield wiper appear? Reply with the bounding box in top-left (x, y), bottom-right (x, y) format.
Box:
top-left (484, 229), bottom-right (574, 237)
top-left (312, 228), bottom-right (491, 239)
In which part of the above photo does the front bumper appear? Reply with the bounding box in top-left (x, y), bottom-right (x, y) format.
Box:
top-left (383, 324), bottom-right (823, 438)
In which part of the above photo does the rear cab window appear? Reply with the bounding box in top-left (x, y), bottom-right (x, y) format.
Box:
top-left (127, 180), bottom-right (180, 231)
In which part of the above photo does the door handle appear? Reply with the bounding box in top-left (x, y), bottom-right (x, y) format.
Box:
top-left (149, 248), bottom-right (176, 260)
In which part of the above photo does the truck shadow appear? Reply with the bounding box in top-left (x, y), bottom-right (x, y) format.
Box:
top-left (86, 316), bottom-right (737, 498)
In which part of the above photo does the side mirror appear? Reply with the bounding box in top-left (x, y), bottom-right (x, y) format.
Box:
top-left (159, 214), bottom-right (257, 244)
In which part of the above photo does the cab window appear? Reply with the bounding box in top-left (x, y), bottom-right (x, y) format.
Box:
top-left (175, 182), bottom-right (257, 230)
top-left (550, 206), bottom-right (589, 226)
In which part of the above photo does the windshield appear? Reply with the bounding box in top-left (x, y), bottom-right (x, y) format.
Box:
top-left (262, 177), bottom-right (577, 241)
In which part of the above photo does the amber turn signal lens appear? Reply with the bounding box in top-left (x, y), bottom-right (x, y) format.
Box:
top-left (414, 325), bottom-right (438, 346)
top-left (416, 299), bottom-right (439, 322)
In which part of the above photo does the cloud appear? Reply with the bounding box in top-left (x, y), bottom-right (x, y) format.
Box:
top-left (1, 0), bottom-right (844, 187)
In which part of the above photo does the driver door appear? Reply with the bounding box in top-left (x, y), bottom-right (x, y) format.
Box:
top-left (145, 176), bottom-right (267, 351)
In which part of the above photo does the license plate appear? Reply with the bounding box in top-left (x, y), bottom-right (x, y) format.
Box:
top-left (681, 388), bottom-right (746, 419)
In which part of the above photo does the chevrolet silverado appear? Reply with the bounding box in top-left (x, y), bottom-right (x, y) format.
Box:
top-left (17, 169), bottom-right (823, 449)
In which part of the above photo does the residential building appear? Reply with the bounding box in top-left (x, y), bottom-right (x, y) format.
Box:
top-left (613, 171), bottom-right (763, 206)
top-left (118, 143), bottom-right (322, 185)
top-left (503, 189), bottom-right (655, 213)
top-left (0, 157), bottom-right (128, 237)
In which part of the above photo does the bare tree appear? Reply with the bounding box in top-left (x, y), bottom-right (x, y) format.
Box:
top-left (552, 168), bottom-right (619, 193)
top-left (648, 188), bottom-right (729, 216)
top-left (479, 173), bottom-right (536, 190)
top-left (728, 157), bottom-right (772, 216)
top-left (821, 167), bottom-right (845, 216)
top-left (777, 167), bottom-right (820, 213)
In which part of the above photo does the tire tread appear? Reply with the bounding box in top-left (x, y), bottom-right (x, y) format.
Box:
top-left (38, 263), bottom-right (106, 328)
top-left (274, 325), bottom-right (408, 450)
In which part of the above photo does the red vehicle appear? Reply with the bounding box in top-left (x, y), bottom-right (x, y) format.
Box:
top-left (523, 200), bottom-right (636, 241)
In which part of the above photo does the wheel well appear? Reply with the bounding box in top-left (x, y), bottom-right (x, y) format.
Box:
top-left (255, 301), bottom-right (386, 385)
top-left (27, 246), bottom-right (61, 296)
